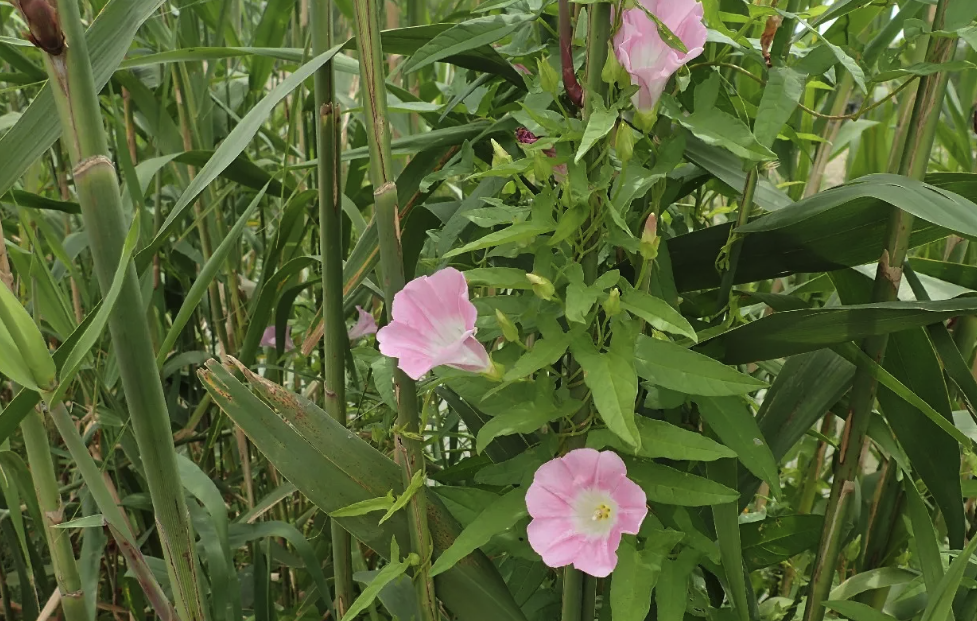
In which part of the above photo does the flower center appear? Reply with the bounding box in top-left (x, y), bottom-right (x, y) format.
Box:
top-left (573, 489), bottom-right (618, 539)
top-left (592, 504), bottom-right (612, 521)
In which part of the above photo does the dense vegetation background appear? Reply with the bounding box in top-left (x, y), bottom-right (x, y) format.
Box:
top-left (2, 0), bottom-right (977, 620)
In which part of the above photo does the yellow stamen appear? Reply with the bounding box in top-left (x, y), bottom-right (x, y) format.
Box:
top-left (591, 504), bottom-right (612, 521)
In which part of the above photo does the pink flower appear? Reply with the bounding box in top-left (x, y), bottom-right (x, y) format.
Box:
top-left (376, 267), bottom-right (492, 380)
top-left (348, 306), bottom-right (378, 340)
top-left (526, 449), bottom-right (647, 577)
top-left (260, 326), bottom-right (294, 352)
top-left (613, 0), bottom-right (707, 111)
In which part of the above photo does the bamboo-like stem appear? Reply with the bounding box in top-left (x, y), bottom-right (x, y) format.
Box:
top-left (0, 211), bottom-right (12, 292)
top-left (802, 3), bottom-right (957, 621)
top-left (801, 74), bottom-right (853, 198)
top-left (583, 2), bottom-right (611, 118)
top-left (20, 411), bottom-right (88, 621)
top-left (36, 1), bottom-right (207, 620)
top-left (351, 1), bottom-right (437, 618)
top-left (312, 0), bottom-right (355, 613)
top-left (716, 167), bottom-right (759, 310)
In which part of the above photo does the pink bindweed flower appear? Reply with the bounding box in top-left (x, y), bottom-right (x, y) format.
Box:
top-left (612, 0), bottom-right (707, 112)
top-left (260, 326), bottom-right (294, 352)
top-left (348, 305), bottom-right (378, 340)
top-left (526, 449), bottom-right (648, 577)
top-left (376, 267), bottom-right (492, 380)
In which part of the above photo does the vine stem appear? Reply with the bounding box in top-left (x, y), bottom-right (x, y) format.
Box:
top-left (32, 0), bottom-right (208, 618)
top-left (311, 0), bottom-right (355, 613)
top-left (350, 0), bottom-right (437, 618)
top-left (802, 2), bottom-right (957, 621)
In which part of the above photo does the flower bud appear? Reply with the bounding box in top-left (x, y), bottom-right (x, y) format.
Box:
top-left (601, 42), bottom-right (630, 88)
top-left (525, 273), bottom-right (556, 301)
top-left (495, 309), bottom-right (520, 342)
top-left (633, 108), bottom-right (659, 133)
top-left (491, 139), bottom-right (512, 167)
top-left (640, 213), bottom-right (660, 261)
top-left (538, 57), bottom-right (560, 97)
top-left (615, 125), bottom-right (635, 163)
top-left (603, 288), bottom-right (622, 316)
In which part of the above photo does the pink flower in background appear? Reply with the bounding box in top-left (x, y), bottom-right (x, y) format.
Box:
top-left (348, 306), bottom-right (378, 340)
top-left (260, 326), bottom-right (294, 352)
top-left (376, 268), bottom-right (491, 380)
top-left (613, 0), bottom-right (707, 111)
top-left (526, 449), bottom-right (647, 577)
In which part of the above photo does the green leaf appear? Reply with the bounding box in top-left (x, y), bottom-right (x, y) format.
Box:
top-left (903, 478), bottom-right (943, 592)
top-left (464, 267), bottom-right (533, 290)
top-left (655, 548), bottom-right (700, 621)
top-left (754, 67), bottom-right (805, 149)
top-left (788, 11), bottom-right (866, 92)
top-left (330, 492), bottom-right (396, 518)
top-left (635, 336), bottom-right (767, 396)
top-left (444, 222), bottom-right (554, 258)
top-left (695, 396), bottom-right (780, 495)
top-left (379, 470), bottom-right (426, 525)
top-left (476, 382), bottom-right (578, 454)
top-left (401, 13), bottom-right (535, 75)
top-left (705, 297), bottom-right (977, 365)
top-left (919, 534), bottom-right (977, 621)
top-left (829, 568), bottom-right (916, 601)
top-left (430, 489), bottom-right (527, 577)
top-left (145, 45), bottom-right (343, 265)
top-left (621, 289), bottom-right (697, 342)
top-left (586, 417), bottom-right (736, 462)
top-left (575, 102), bottom-right (617, 163)
top-left (341, 539), bottom-right (417, 621)
top-left (823, 601), bottom-right (899, 621)
top-left (740, 515), bottom-right (824, 570)
top-left (53, 515), bottom-right (107, 529)
top-left (661, 96), bottom-right (776, 162)
top-left (570, 334), bottom-right (640, 450)
top-left (0, 0), bottom-right (168, 196)
top-left (503, 332), bottom-right (573, 381)
top-left (684, 137), bottom-right (793, 212)
top-left (625, 459), bottom-right (739, 506)
top-left (611, 537), bottom-right (664, 621)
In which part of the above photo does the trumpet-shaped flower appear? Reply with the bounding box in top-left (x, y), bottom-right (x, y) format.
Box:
top-left (612, 0), bottom-right (707, 111)
top-left (376, 267), bottom-right (491, 380)
top-left (526, 449), bottom-right (647, 577)
top-left (348, 306), bottom-right (378, 340)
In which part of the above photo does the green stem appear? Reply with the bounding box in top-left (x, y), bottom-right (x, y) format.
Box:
top-left (351, 1), bottom-right (437, 617)
top-left (39, 2), bottom-right (208, 619)
top-left (20, 412), bottom-right (88, 621)
top-left (312, 0), bottom-right (355, 613)
top-left (583, 2), bottom-right (611, 118)
top-left (802, 4), bottom-right (956, 621)
top-left (716, 167), bottom-right (759, 311)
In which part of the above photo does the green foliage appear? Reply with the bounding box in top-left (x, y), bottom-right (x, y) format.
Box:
top-left (1, 1), bottom-right (976, 621)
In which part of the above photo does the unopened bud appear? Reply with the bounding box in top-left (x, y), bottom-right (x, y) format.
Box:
top-left (490, 139), bottom-right (512, 167)
top-left (525, 273), bottom-right (556, 300)
top-left (603, 288), bottom-right (622, 316)
top-left (538, 57), bottom-right (560, 97)
top-left (495, 309), bottom-right (519, 342)
top-left (615, 125), bottom-right (635, 163)
top-left (18, 0), bottom-right (64, 55)
top-left (601, 42), bottom-right (630, 88)
top-left (640, 213), bottom-right (660, 261)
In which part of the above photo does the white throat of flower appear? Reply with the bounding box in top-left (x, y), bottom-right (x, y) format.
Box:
top-left (572, 488), bottom-right (619, 539)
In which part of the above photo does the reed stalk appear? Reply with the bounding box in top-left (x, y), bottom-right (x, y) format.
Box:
top-left (351, 1), bottom-right (437, 618)
top-left (312, 0), bottom-right (355, 613)
top-left (20, 411), bottom-right (88, 621)
top-left (30, 1), bottom-right (208, 619)
top-left (802, 3), bottom-right (956, 621)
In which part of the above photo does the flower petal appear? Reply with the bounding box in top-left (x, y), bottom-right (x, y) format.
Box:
top-left (348, 305), bottom-right (378, 340)
top-left (572, 532), bottom-right (622, 577)
top-left (527, 518), bottom-right (587, 568)
top-left (611, 478), bottom-right (648, 534)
